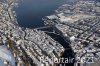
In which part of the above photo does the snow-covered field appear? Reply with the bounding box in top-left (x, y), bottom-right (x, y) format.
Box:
top-left (0, 45), bottom-right (15, 66)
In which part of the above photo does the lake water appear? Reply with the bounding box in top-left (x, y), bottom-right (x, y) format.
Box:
top-left (15, 0), bottom-right (68, 28)
top-left (15, 0), bottom-right (100, 28)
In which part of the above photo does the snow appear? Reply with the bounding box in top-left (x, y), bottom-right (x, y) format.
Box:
top-left (70, 36), bottom-right (75, 41)
top-left (0, 60), bottom-right (5, 66)
top-left (0, 45), bottom-right (15, 66)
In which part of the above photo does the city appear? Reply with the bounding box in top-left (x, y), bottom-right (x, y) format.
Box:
top-left (0, 0), bottom-right (100, 66)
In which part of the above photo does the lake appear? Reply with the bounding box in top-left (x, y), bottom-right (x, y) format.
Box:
top-left (15, 0), bottom-right (68, 28)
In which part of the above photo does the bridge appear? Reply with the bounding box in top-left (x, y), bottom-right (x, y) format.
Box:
top-left (43, 31), bottom-right (60, 36)
top-left (35, 26), bottom-right (51, 30)
top-left (35, 26), bottom-right (60, 35)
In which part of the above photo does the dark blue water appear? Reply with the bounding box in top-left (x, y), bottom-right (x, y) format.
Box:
top-left (15, 0), bottom-right (100, 28)
top-left (15, 0), bottom-right (68, 28)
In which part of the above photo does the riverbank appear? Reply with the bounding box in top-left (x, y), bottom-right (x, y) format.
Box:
top-left (40, 26), bottom-right (75, 66)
